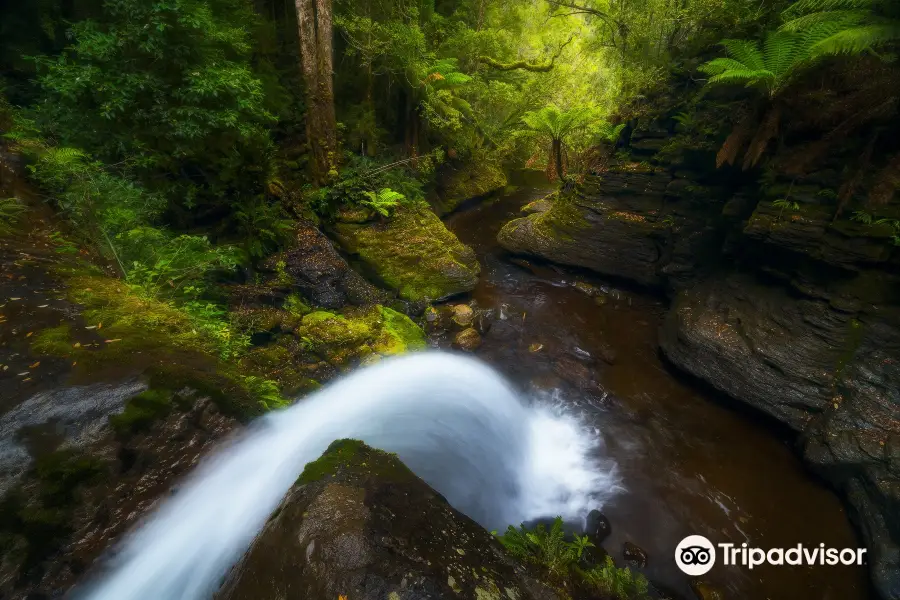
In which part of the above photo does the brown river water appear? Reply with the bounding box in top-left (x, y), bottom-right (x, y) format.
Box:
top-left (445, 187), bottom-right (871, 600)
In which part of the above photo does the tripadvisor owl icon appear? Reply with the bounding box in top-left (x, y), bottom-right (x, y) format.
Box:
top-left (675, 535), bottom-right (716, 576)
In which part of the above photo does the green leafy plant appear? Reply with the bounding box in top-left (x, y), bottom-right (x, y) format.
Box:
top-left (521, 105), bottom-right (613, 180)
top-left (852, 211), bottom-right (900, 244)
top-left (780, 0), bottom-right (900, 56)
top-left (361, 188), bottom-right (405, 217)
top-left (498, 517), bottom-right (575, 577)
top-left (773, 198), bottom-right (801, 220)
top-left (0, 197), bottom-right (26, 233)
top-left (242, 375), bottom-right (288, 411)
top-left (582, 556), bottom-right (651, 600)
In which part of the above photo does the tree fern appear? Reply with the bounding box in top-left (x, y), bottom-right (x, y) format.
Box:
top-left (780, 0), bottom-right (900, 56)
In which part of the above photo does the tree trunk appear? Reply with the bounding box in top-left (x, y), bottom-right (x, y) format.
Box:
top-left (553, 138), bottom-right (563, 181)
top-left (295, 0), bottom-right (337, 183)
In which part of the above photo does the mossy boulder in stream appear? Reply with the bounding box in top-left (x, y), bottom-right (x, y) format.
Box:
top-left (433, 161), bottom-right (507, 216)
top-left (330, 203), bottom-right (480, 302)
top-left (215, 440), bottom-right (560, 600)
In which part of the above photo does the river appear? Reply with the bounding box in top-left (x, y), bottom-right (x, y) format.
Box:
top-left (445, 186), bottom-right (870, 599)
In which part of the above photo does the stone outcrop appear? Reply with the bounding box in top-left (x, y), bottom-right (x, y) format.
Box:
top-left (330, 203), bottom-right (480, 302)
top-left (433, 161), bottom-right (507, 216)
top-left (216, 440), bottom-right (560, 600)
top-left (260, 219), bottom-right (388, 308)
top-left (495, 130), bottom-right (900, 598)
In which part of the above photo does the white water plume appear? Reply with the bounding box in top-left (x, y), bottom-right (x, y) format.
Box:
top-left (79, 352), bottom-right (619, 600)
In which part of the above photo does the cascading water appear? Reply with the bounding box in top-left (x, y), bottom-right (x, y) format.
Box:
top-left (78, 352), bottom-right (619, 600)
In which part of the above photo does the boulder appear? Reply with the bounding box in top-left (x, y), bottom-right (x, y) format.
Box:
top-left (453, 328), bottom-right (482, 352)
top-left (433, 161), bottom-right (507, 216)
top-left (331, 204), bottom-right (481, 302)
top-left (262, 219), bottom-right (387, 308)
top-left (216, 440), bottom-right (560, 600)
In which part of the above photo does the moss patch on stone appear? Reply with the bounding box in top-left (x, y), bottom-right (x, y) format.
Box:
top-left (435, 162), bottom-right (507, 215)
top-left (330, 204), bottom-right (480, 302)
top-left (29, 325), bottom-right (75, 357)
top-left (109, 389), bottom-right (181, 434)
top-left (498, 187), bottom-right (590, 250)
top-left (298, 305), bottom-right (425, 366)
top-left (297, 438), bottom-right (413, 485)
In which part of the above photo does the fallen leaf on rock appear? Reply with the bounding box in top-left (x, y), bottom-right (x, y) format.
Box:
top-left (85, 326), bottom-right (97, 330)
top-left (104, 339), bottom-right (121, 343)
top-left (38, 304), bottom-right (48, 308)
top-left (29, 362), bottom-right (40, 369)
top-left (26, 332), bottom-right (33, 337)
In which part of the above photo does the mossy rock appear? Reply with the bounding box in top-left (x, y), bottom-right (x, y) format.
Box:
top-left (298, 305), bottom-right (425, 366)
top-left (434, 161), bottom-right (507, 216)
top-left (216, 440), bottom-right (560, 600)
top-left (330, 204), bottom-right (480, 302)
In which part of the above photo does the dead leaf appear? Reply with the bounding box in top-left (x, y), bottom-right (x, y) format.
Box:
top-left (97, 322), bottom-right (102, 329)
top-left (85, 326), bottom-right (97, 330)
top-left (38, 304), bottom-right (48, 308)
top-left (29, 362), bottom-right (40, 369)
top-left (26, 331), bottom-right (33, 337)
top-left (73, 342), bottom-right (81, 348)
top-left (104, 339), bottom-right (121, 343)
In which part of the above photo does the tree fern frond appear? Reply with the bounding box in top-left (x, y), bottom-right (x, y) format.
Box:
top-left (708, 69), bottom-right (775, 87)
top-left (717, 113), bottom-right (755, 167)
top-left (783, 0), bottom-right (877, 18)
top-left (808, 22), bottom-right (900, 55)
top-left (742, 107), bottom-right (781, 169)
top-left (698, 57), bottom-right (753, 75)
top-left (721, 39), bottom-right (766, 70)
top-left (779, 10), bottom-right (869, 32)
top-left (764, 31), bottom-right (800, 80)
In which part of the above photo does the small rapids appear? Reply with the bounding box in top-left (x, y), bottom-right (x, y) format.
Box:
top-left (79, 352), bottom-right (619, 600)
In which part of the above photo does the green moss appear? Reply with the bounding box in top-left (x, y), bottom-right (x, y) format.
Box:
top-left (436, 161), bottom-right (507, 215)
top-left (331, 204), bottom-right (480, 302)
top-left (377, 306), bottom-right (427, 353)
top-left (297, 438), bottom-right (415, 484)
top-left (30, 325), bottom-right (74, 357)
top-left (109, 389), bottom-right (176, 434)
top-left (298, 305), bottom-right (425, 365)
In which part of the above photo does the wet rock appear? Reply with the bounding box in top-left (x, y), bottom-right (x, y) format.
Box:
top-left (215, 440), bottom-right (559, 600)
top-left (585, 509), bottom-right (611, 545)
top-left (690, 579), bottom-right (725, 600)
top-left (453, 328), bottom-right (482, 352)
top-left (451, 304), bottom-right (475, 327)
top-left (497, 172), bottom-right (676, 289)
top-left (572, 281), bottom-right (603, 297)
top-left (331, 204), bottom-right (480, 302)
top-left (596, 341), bottom-right (617, 365)
top-left (473, 310), bottom-right (493, 335)
top-left (623, 541), bottom-right (648, 568)
top-left (521, 191), bottom-right (556, 215)
top-left (261, 219), bottom-right (386, 308)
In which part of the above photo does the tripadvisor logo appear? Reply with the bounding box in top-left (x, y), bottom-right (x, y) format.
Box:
top-left (674, 535), bottom-right (867, 576)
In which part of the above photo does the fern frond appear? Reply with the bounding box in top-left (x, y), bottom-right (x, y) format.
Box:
top-left (764, 31), bottom-right (800, 80)
top-left (809, 22), bottom-right (900, 55)
top-left (779, 10), bottom-right (869, 31)
top-left (783, 0), bottom-right (877, 18)
top-left (708, 69), bottom-right (775, 87)
top-left (717, 113), bottom-right (755, 168)
top-left (721, 39), bottom-right (766, 70)
top-left (742, 107), bottom-right (781, 169)
top-left (698, 57), bottom-right (754, 75)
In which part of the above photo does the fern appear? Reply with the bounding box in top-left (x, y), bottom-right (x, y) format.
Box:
top-left (498, 517), bottom-right (576, 577)
top-left (780, 0), bottom-right (900, 56)
top-left (582, 556), bottom-right (651, 600)
top-left (360, 188), bottom-right (405, 217)
top-left (0, 197), bottom-right (27, 233)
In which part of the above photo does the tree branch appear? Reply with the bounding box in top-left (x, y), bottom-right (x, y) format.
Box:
top-left (479, 35), bottom-right (575, 73)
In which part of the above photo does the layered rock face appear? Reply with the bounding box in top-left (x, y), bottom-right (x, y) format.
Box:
top-left (216, 440), bottom-right (559, 600)
top-left (496, 132), bottom-right (900, 598)
top-left (331, 203), bottom-right (480, 302)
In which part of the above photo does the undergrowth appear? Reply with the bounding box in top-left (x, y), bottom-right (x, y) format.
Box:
top-left (498, 517), bottom-right (650, 600)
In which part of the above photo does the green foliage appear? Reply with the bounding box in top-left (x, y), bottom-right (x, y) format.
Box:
top-left (852, 211), bottom-right (900, 244)
top-left (498, 517), bottom-right (650, 599)
top-left (32, 0), bottom-right (275, 209)
top-left (233, 198), bottom-right (294, 261)
top-left (698, 22), bottom-right (860, 99)
top-left (780, 0), bottom-right (900, 56)
top-left (361, 188), bottom-right (405, 217)
top-left (582, 556), bottom-right (651, 600)
top-left (0, 197), bottom-right (26, 234)
top-left (498, 517), bottom-right (575, 577)
top-left (242, 375), bottom-right (288, 410)
top-left (521, 105), bottom-right (597, 141)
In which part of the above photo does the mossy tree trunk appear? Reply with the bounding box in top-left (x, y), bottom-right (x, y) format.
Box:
top-left (296, 0), bottom-right (337, 183)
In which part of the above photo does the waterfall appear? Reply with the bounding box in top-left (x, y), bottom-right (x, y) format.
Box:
top-left (79, 352), bottom-right (619, 600)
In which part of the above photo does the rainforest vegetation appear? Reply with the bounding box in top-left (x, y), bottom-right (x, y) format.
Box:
top-left (2, 0), bottom-right (898, 334)
top-left (1, 0), bottom-right (900, 597)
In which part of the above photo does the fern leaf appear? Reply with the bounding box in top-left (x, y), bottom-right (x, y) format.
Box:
top-left (721, 39), bottom-right (766, 70)
top-left (764, 31), bottom-right (800, 81)
top-left (809, 22), bottom-right (900, 55)
top-left (779, 10), bottom-right (869, 31)
top-left (783, 0), bottom-right (877, 18)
